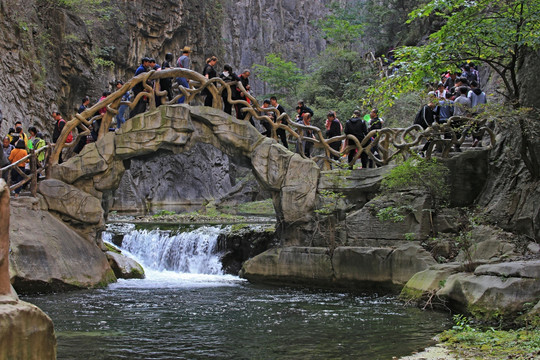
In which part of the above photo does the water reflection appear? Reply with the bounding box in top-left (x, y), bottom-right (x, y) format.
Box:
top-left (26, 281), bottom-right (450, 360)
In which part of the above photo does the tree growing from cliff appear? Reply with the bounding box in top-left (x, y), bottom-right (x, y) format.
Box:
top-left (368, 0), bottom-right (540, 107)
top-left (252, 53), bottom-right (305, 98)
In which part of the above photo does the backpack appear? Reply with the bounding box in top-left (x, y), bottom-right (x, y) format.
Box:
top-left (58, 119), bottom-right (73, 143)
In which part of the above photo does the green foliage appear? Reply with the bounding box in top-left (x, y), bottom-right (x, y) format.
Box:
top-left (253, 53), bottom-right (305, 97)
top-left (404, 232), bottom-right (416, 241)
top-left (93, 57), bottom-right (115, 68)
top-left (230, 223), bottom-right (248, 232)
top-left (376, 206), bottom-right (410, 222)
top-left (253, 2), bottom-right (389, 127)
top-left (440, 318), bottom-right (540, 359)
top-left (381, 156), bottom-right (450, 206)
top-left (235, 199), bottom-right (275, 216)
top-left (153, 210), bottom-right (176, 217)
top-left (316, 190), bottom-right (346, 216)
top-left (369, 0), bottom-right (540, 107)
top-left (318, 15), bottom-right (364, 49)
top-left (452, 314), bottom-right (474, 332)
top-left (319, 0), bottom-right (417, 54)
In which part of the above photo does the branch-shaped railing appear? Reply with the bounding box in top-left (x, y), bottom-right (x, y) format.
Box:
top-left (1, 146), bottom-right (50, 196)
top-left (51, 68), bottom-right (496, 169)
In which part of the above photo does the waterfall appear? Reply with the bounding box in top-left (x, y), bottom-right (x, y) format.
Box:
top-left (119, 226), bottom-right (224, 275)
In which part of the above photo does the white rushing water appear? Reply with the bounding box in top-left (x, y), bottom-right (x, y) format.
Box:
top-left (121, 226), bottom-right (224, 274)
top-left (104, 226), bottom-right (243, 289)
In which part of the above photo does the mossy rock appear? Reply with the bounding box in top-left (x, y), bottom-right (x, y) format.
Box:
top-left (400, 263), bottom-right (461, 301)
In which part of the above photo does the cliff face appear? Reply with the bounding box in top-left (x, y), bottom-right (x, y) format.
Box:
top-left (0, 0), bottom-right (329, 137)
top-left (220, 0), bottom-right (331, 93)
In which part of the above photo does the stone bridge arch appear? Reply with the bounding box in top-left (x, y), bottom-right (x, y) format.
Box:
top-left (40, 104), bottom-right (320, 244)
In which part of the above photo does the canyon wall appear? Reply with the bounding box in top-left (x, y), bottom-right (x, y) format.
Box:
top-left (0, 0), bottom-right (330, 136)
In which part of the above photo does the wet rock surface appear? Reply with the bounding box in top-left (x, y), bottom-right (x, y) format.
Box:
top-left (9, 201), bottom-right (116, 294)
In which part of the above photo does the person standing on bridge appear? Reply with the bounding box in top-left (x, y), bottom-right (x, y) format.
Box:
top-left (176, 46), bottom-right (191, 104)
top-left (235, 70), bottom-right (251, 119)
top-left (130, 57), bottom-right (151, 119)
top-left (296, 112), bottom-right (314, 157)
top-left (202, 56), bottom-right (218, 107)
top-left (367, 108), bottom-right (383, 168)
top-left (74, 96), bottom-right (91, 154)
top-left (344, 110), bottom-right (368, 169)
top-left (160, 53), bottom-right (174, 101)
top-left (219, 64), bottom-right (239, 115)
top-left (270, 96), bottom-right (288, 149)
top-left (8, 139), bottom-right (28, 196)
top-left (325, 111), bottom-right (342, 161)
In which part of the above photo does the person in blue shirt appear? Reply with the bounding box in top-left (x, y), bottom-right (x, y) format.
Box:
top-left (130, 57), bottom-right (151, 119)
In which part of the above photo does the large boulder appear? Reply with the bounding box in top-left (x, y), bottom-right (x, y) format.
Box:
top-left (0, 300), bottom-right (56, 360)
top-left (240, 247), bottom-right (334, 286)
top-left (106, 251), bottom-right (145, 280)
top-left (401, 263), bottom-right (462, 300)
top-left (437, 261), bottom-right (540, 321)
top-left (217, 225), bottom-right (278, 275)
top-left (9, 203), bottom-right (116, 293)
top-left (1, 180), bottom-right (56, 359)
top-left (332, 247), bottom-right (394, 285)
top-left (474, 260), bottom-right (540, 279)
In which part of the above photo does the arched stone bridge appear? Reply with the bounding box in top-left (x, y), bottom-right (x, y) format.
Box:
top-left (41, 104), bottom-right (320, 244)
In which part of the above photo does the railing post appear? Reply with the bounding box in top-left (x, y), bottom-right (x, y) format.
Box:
top-left (45, 145), bottom-right (53, 179)
top-left (30, 149), bottom-right (37, 197)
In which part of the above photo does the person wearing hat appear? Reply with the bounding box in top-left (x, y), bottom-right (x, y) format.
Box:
top-left (176, 46), bottom-right (191, 104)
top-left (14, 121), bottom-right (28, 147)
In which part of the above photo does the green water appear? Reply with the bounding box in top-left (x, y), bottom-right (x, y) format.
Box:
top-left (25, 277), bottom-right (451, 360)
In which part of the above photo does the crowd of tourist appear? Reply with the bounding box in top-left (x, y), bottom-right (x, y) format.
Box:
top-left (414, 63), bottom-right (487, 152)
top-left (0, 120), bottom-right (48, 196)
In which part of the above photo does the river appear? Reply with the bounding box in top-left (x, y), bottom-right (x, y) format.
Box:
top-left (24, 225), bottom-right (451, 360)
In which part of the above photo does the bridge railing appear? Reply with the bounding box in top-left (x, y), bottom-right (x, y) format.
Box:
top-left (51, 68), bottom-right (496, 169)
top-left (1, 145), bottom-right (50, 197)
